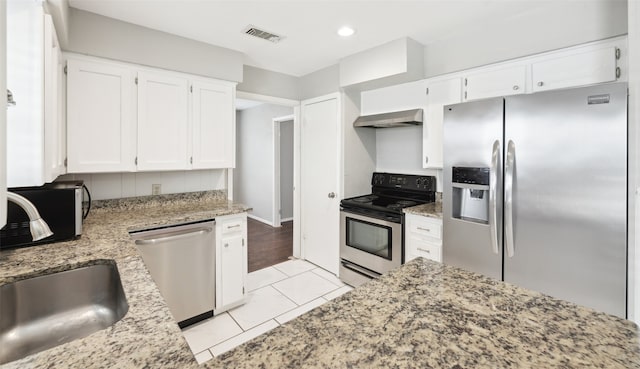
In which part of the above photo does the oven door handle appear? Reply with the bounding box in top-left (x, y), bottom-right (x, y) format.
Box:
top-left (341, 261), bottom-right (380, 279)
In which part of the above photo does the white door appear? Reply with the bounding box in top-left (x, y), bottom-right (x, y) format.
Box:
top-left (191, 80), bottom-right (234, 169)
top-left (137, 71), bottom-right (189, 171)
top-left (301, 94), bottom-right (341, 274)
top-left (67, 59), bottom-right (136, 173)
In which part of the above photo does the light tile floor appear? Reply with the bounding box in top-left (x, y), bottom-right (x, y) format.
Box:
top-left (181, 259), bottom-right (353, 364)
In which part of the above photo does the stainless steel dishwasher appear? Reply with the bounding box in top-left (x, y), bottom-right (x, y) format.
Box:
top-left (130, 220), bottom-right (215, 328)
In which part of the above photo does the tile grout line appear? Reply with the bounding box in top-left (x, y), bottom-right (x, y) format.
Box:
top-left (310, 268), bottom-right (346, 288)
top-left (190, 262), bottom-right (343, 360)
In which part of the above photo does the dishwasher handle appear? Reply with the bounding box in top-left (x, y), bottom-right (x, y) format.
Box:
top-left (134, 227), bottom-right (213, 245)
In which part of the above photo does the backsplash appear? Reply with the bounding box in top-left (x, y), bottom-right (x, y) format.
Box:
top-left (56, 169), bottom-right (227, 201)
top-left (90, 190), bottom-right (228, 212)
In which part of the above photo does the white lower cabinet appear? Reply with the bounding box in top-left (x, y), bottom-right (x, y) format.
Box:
top-left (405, 213), bottom-right (442, 263)
top-left (215, 213), bottom-right (248, 313)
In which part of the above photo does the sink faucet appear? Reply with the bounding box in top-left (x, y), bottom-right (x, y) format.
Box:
top-left (7, 192), bottom-right (53, 241)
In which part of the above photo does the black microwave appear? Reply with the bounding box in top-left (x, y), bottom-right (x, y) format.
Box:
top-left (1, 181), bottom-right (87, 250)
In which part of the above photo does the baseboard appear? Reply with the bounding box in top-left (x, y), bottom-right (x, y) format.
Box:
top-left (247, 214), bottom-right (274, 227)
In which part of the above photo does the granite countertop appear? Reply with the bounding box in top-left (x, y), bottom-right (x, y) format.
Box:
top-left (210, 257), bottom-right (640, 369)
top-left (3, 191), bottom-right (639, 368)
top-left (404, 200), bottom-right (442, 219)
top-left (0, 191), bottom-right (251, 369)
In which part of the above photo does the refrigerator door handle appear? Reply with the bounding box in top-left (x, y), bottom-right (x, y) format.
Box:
top-left (489, 140), bottom-right (500, 254)
top-left (505, 140), bottom-right (516, 258)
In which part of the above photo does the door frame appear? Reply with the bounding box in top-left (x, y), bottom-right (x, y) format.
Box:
top-left (233, 91), bottom-right (301, 257)
top-left (272, 114), bottom-right (295, 227)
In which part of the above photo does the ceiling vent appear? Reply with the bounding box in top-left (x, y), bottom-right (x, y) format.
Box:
top-left (244, 25), bottom-right (284, 43)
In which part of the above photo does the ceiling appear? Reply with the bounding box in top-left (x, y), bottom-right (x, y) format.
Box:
top-left (67, 1), bottom-right (596, 77)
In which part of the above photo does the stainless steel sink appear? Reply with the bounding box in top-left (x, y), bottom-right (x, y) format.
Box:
top-left (0, 262), bottom-right (129, 364)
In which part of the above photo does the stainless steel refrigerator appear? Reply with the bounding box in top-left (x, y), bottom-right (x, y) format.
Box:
top-left (443, 82), bottom-right (627, 318)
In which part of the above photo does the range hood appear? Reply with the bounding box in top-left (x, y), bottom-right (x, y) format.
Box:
top-left (353, 109), bottom-right (423, 128)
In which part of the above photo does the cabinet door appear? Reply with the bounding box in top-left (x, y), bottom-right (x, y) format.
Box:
top-left (464, 65), bottom-right (526, 101)
top-left (191, 80), bottom-right (234, 169)
top-left (531, 47), bottom-right (617, 92)
top-left (423, 78), bottom-right (462, 168)
top-left (43, 15), bottom-right (65, 181)
top-left (219, 234), bottom-right (245, 308)
top-left (67, 59), bottom-right (136, 172)
top-left (137, 71), bottom-right (189, 171)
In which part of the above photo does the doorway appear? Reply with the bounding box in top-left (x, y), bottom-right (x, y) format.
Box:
top-left (234, 93), bottom-right (299, 272)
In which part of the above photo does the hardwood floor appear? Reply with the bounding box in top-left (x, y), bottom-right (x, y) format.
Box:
top-left (247, 218), bottom-right (293, 273)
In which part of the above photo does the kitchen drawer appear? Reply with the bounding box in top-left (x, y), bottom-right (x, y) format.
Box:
top-left (220, 217), bottom-right (245, 234)
top-left (405, 238), bottom-right (442, 263)
top-left (407, 216), bottom-right (442, 240)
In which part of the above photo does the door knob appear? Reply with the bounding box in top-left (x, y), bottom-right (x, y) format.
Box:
top-left (328, 192), bottom-right (336, 198)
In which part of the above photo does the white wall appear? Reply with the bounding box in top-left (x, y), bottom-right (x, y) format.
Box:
top-left (374, 126), bottom-right (440, 190)
top-left (234, 104), bottom-right (294, 225)
top-left (342, 90), bottom-right (375, 198)
top-left (66, 8), bottom-right (243, 82)
top-left (279, 120), bottom-right (294, 220)
top-left (299, 64), bottom-right (340, 101)
top-left (237, 65), bottom-right (299, 101)
top-left (57, 170), bottom-right (226, 200)
top-left (423, 1), bottom-right (627, 78)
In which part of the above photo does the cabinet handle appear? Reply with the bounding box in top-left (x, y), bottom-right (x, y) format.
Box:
top-left (537, 81), bottom-right (544, 87)
top-left (224, 243), bottom-right (229, 248)
top-left (226, 224), bottom-right (241, 229)
top-left (417, 227), bottom-right (431, 232)
top-left (424, 156), bottom-right (429, 164)
top-left (513, 85), bottom-right (519, 91)
top-left (417, 247), bottom-right (431, 254)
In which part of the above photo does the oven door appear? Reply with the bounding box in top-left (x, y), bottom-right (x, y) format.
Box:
top-left (340, 210), bottom-right (402, 276)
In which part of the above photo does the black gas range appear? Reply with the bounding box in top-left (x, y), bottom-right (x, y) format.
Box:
top-left (339, 172), bottom-right (436, 287)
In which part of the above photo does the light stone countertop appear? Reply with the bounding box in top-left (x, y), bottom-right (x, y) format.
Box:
top-left (3, 191), bottom-right (639, 368)
top-left (403, 200), bottom-right (443, 219)
top-left (0, 191), bottom-right (250, 369)
top-left (210, 257), bottom-right (640, 369)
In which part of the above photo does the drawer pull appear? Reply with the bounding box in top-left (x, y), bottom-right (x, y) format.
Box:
top-left (417, 227), bottom-right (431, 232)
top-left (417, 247), bottom-right (431, 253)
top-left (226, 224), bottom-right (241, 229)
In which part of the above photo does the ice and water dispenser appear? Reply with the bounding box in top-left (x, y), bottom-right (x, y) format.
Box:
top-left (451, 167), bottom-right (490, 224)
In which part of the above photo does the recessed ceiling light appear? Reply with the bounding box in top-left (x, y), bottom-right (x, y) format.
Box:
top-left (337, 26), bottom-right (355, 37)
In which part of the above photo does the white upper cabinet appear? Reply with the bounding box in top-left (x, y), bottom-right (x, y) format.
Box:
top-left (531, 46), bottom-right (618, 92)
top-left (66, 55), bottom-right (236, 173)
top-left (463, 65), bottom-right (527, 101)
top-left (136, 71), bottom-right (189, 171)
top-left (423, 77), bottom-right (462, 168)
top-left (7, 2), bottom-right (65, 187)
top-left (67, 59), bottom-right (136, 172)
top-left (191, 80), bottom-right (235, 169)
top-left (44, 15), bottom-right (66, 181)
